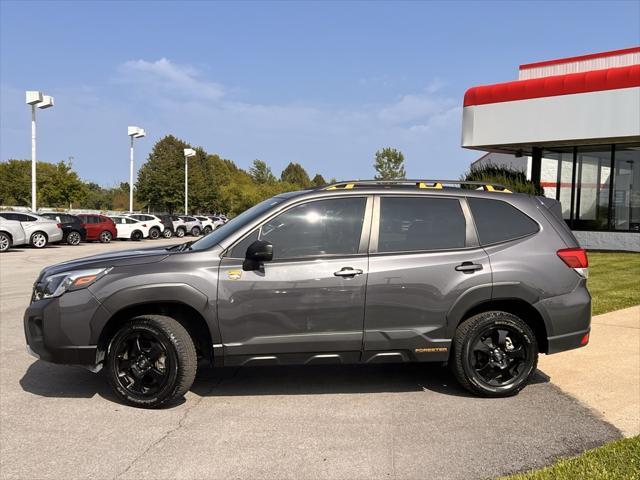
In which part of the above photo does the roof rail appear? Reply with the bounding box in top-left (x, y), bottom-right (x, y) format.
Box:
top-left (321, 179), bottom-right (512, 193)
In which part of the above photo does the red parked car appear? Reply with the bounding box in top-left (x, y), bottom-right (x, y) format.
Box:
top-left (75, 214), bottom-right (117, 243)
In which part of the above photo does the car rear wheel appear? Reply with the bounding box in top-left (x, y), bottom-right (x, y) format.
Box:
top-left (451, 311), bottom-right (538, 397)
top-left (131, 230), bottom-right (143, 241)
top-left (203, 226), bottom-right (212, 235)
top-left (191, 226), bottom-right (201, 236)
top-left (99, 231), bottom-right (112, 243)
top-left (106, 315), bottom-right (197, 408)
top-left (0, 232), bottom-right (11, 252)
top-left (176, 227), bottom-right (186, 238)
top-left (30, 231), bottom-right (48, 249)
top-left (162, 228), bottom-right (173, 238)
top-left (149, 227), bottom-right (161, 240)
top-left (67, 230), bottom-right (82, 246)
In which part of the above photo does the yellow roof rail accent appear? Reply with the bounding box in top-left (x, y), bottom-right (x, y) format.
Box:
top-left (483, 185), bottom-right (512, 193)
top-left (326, 183), bottom-right (354, 190)
top-left (417, 182), bottom-right (443, 189)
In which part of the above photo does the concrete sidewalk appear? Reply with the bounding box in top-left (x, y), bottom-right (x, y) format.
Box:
top-left (539, 305), bottom-right (640, 437)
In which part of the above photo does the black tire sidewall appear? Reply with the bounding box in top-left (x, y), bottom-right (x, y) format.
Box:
top-left (0, 232), bottom-right (10, 252)
top-left (107, 322), bottom-right (180, 408)
top-left (100, 231), bottom-right (112, 243)
top-left (456, 312), bottom-right (538, 397)
top-left (67, 231), bottom-right (81, 245)
top-left (30, 232), bottom-right (47, 248)
top-left (149, 227), bottom-right (160, 239)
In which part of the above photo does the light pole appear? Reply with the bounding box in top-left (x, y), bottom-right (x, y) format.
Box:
top-left (127, 126), bottom-right (146, 212)
top-left (25, 91), bottom-right (54, 212)
top-left (183, 148), bottom-right (196, 215)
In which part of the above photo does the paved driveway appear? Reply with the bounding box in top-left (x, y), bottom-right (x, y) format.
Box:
top-left (0, 240), bottom-right (621, 479)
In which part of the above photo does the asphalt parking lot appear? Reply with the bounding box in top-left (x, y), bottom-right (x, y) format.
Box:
top-left (0, 240), bottom-right (621, 480)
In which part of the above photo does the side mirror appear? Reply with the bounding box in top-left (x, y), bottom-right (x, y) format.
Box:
top-left (242, 240), bottom-right (273, 271)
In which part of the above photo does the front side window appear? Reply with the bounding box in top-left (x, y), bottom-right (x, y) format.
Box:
top-left (249, 197), bottom-right (367, 260)
top-left (469, 198), bottom-right (539, 245)
top-left (377, 197), bottom-right (466, 253)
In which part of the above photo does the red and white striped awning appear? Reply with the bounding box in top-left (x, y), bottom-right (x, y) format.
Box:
top-left (461, 48), bottom-right (640, 151)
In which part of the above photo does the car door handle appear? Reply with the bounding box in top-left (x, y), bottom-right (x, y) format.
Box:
top-left (455, 262), bottom-right (483, 273)
top-left (334, 267), bottom-right (364, 277)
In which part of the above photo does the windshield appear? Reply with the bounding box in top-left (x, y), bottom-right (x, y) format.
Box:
top-left (186, 196), bottom-right (288, 252)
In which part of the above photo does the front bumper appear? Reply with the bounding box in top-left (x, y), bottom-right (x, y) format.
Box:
top-left (23, 290), bottom-right (106, 367)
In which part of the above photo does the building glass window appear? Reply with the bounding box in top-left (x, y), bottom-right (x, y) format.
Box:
top-left (541, 148), bottom-right (574, 219)
top-left (612, 145), bottom-right (640, 231)
top-left (574, 146), bottom-right (612, 231)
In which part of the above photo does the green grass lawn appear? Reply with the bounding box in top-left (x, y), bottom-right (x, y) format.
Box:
top-left (503, 435), bottom-right (640, 480)
top-left (587, 252), bottom-right (640, 316)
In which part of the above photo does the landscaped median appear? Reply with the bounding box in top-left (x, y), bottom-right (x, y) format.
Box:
top-left (503, 435), bottom-right (640, 480)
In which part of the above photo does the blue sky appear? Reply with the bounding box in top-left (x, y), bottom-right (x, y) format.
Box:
top-left (1, 1), bottom-right (639, 186)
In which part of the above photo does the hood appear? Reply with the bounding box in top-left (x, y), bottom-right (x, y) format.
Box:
top-left (38, 245), bottom-right (172, 280)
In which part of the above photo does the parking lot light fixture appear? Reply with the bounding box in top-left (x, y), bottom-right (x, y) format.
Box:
top-left (183, 148), bottom-right (196, 215)
top-left (127, 126), bottom-right (146, 212)
top-left (26, 91), bottom-right (55, 211)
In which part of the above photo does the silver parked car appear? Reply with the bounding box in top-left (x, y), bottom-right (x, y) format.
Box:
top-left (178, 215), bottom-right (203, 236)
top-left (0, 212), bottom-right (63, 248)
top-left (0, 217), bottom-right (27, 252)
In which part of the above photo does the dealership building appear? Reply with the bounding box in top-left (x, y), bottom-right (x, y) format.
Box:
top-left (462, 47), bottom-right (640, 251)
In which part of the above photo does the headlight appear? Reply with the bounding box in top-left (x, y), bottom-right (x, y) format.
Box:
top-left (32, 268), bottom-right (110, 301)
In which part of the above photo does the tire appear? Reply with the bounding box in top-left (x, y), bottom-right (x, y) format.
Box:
top-left (131, 230), bottom-right (143, 241)
top-left (149, 227), bottom-right (161, 240)
top-left (162, 228), bottom-right (173, 238)
top-left (191, 226), bottom-right (201, 236)
top-left (106, 315), bottom-right (197, 408)
top-left (451, 311), bottom-right (538, 398)
top-left (0, 232), bottom-right (11, 252)
top-left (176, 227), bottom-right (186, 238)
top-left (30, 231), bottom-right (48, 249)
top-left (203, 226), bottom-right (212, 235)
top-left (67, 230), bottom-right (82, 246)
top-left (99, 231), bottom-right (112, 243)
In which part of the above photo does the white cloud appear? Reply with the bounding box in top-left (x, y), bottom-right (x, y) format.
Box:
top-left (116, 58), bottom-right (224, 101)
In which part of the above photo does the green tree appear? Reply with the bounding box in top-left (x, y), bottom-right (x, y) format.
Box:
top-left (249, 160), bottom-right (276, 184)
top-left (311, 173), bottom-right (326, 187)
top-left (0, 159), bottom-right (30, 205)
top-left (462, 164), bottom-right (544, 195)
top-left (136, 135), bottom-right (190, 213)
top-left (280, 162), bottom-right (311, 187)
top-left (39, 160), bottom-right (87, 208)
top-left (374, 147), bottom-right (406, 180)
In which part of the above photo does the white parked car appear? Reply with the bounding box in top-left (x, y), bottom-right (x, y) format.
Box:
top-left (178, 216), bottom-right (203, 236)
top-left (109, 215), bottom-right (150, 241)
top-left (0, 217), bottom-right (27, 252)
top-left (125, 214), bottom-right (165, 239)
top-left (194, 216), bottom-right (215, 235)
top-left (0, 211), bottom-right (63, 248)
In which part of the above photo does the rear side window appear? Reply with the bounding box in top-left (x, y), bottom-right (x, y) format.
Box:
top-left (378, 197), bottom-right (466, 252)
top-left (468, 198), bottom-right (539, 245)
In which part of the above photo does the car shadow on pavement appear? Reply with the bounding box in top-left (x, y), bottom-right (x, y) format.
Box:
top-left (20, 360), bottom-right (550, 402)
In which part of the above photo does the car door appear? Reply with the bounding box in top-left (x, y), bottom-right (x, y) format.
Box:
top-left (363, 195), bottom-right (492, 362)
top-left (217, 196), bottom-right (373, 365)
top-left (17, 214), bottom-right (38, 237)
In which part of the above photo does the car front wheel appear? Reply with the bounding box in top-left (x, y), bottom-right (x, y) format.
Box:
top-left (149, 227), bottom-right (161, 240)
top-left (106, 315), bottom-right (197, 408)
top-left (162, 228), bottom-right (173, 238)
top-left (67, 231), bottom-right (82, 246)
top-left (176, 227), bottom-right (186, 238)
top-left (131, 230), bottom-right (143, 241)
top-left (451, 311), bottom-right (538, 397)
top-left (203, 226), bottom-right (212, 235)
top-left (30, 231), bottom-right (48, 248)
top-left (191, 226), bottom-right (201, 236)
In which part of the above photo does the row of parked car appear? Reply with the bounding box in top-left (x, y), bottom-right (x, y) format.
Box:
top-left (0, 211), bottom-right (228, 252)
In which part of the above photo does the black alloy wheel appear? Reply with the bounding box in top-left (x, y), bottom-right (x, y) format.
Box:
top-left (131, 230), bottom-right (143, 241)
top-left (149, 227), bottom-right (161, 240)
top-left (451, 311), bottom-right (538, 397)
top-left (106, 315), bottom-right (197, 408)
top-left (67, 230), bottom-right (82, 246)
top-left (191, 226), bottom-right (201, 236)
top-left (203, 226), bottom-right (212, 235)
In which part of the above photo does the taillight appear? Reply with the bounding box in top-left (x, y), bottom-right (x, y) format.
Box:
top-left (557, 248), bottom-right (588, 277)
top-left (56, 223), bottom-right (62, 229)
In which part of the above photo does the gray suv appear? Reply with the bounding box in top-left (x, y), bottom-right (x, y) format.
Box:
top-left (24, 180), bottom-right (591, 408)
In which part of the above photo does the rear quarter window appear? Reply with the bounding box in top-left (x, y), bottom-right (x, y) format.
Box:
top-left (468, 198), bottom-right (539, 245)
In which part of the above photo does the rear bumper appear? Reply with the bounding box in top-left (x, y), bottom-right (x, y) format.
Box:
top-left (547, 328), bottom-right (590, 354)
